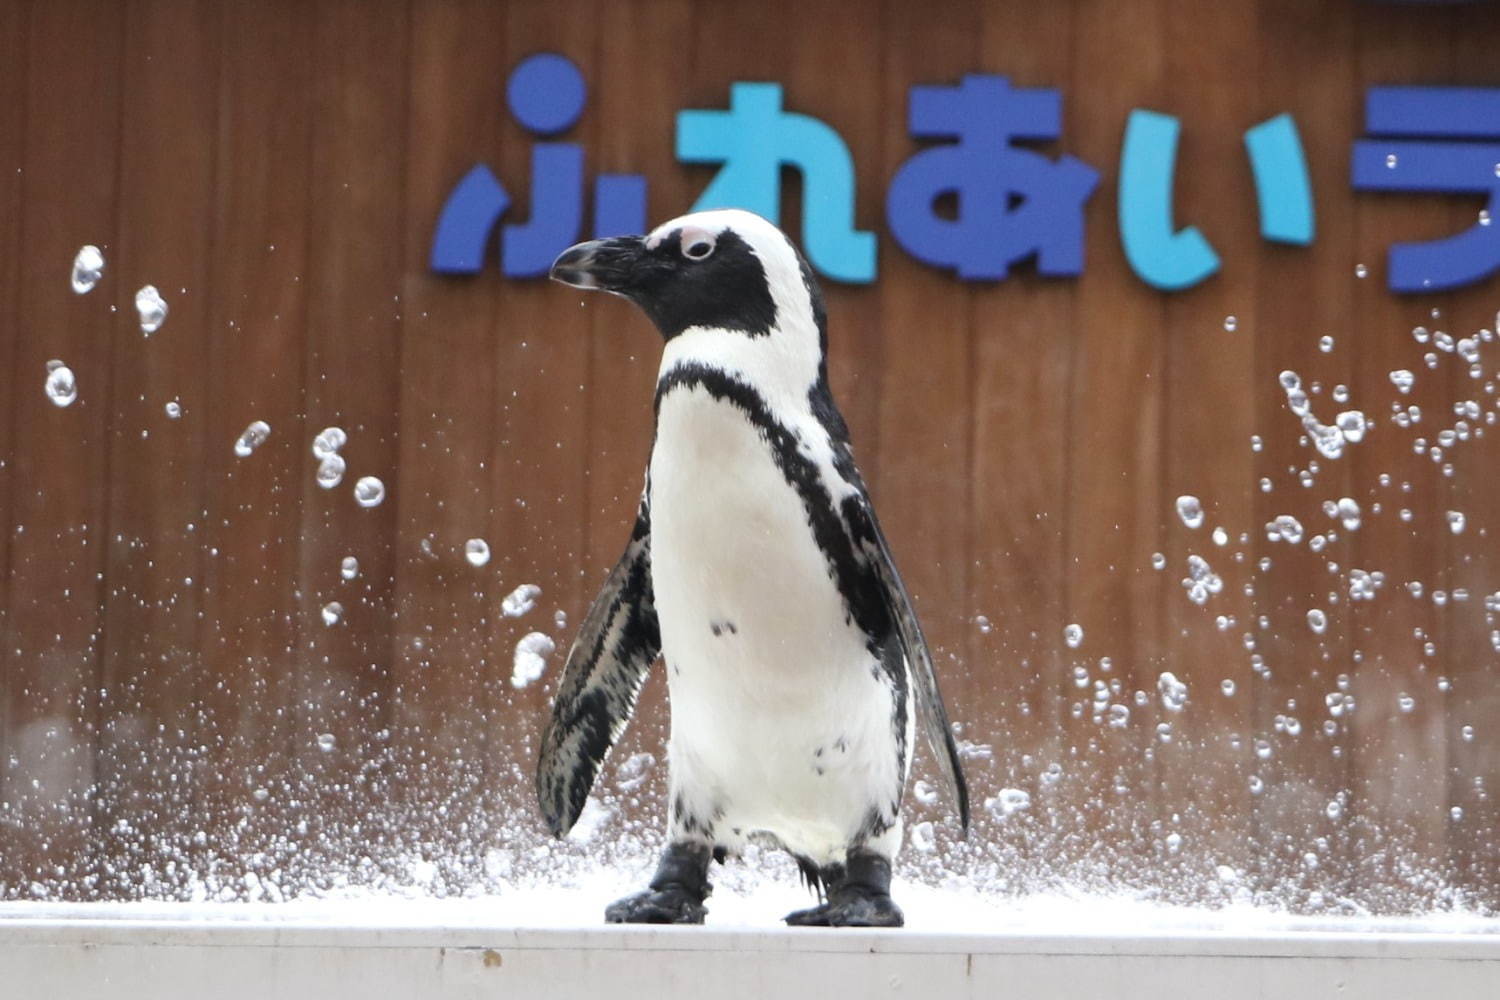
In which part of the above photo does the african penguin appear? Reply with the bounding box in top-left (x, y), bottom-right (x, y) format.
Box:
top-left (538, 209), bottom-right (969, 927)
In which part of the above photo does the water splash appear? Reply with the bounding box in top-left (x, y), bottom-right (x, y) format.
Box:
top-left (511, 632), bottom-right (556, 689)
top-left (502, 583), bottom-right (542, 618)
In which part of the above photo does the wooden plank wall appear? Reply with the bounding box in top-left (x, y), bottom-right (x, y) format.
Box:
top-left (0, 0), bottom-right (1497, 910)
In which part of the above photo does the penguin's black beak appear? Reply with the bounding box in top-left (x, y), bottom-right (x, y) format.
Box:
top-left (549, 236), bottom-right (645, 293)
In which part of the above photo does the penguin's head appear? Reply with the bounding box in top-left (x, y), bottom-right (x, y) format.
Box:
top-left (550, 209), bottom-right (826, 353)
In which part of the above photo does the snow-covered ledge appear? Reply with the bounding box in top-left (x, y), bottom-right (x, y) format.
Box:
top-left (4, 897), bottom-right (1499, 1000)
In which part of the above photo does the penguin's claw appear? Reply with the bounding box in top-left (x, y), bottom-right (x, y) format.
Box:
top-left (605, 886), bottom-right (708, 924)
top-left (783, 888), bottom-right (904, 928)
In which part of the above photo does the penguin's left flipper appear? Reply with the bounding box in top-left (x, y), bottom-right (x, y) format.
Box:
top-left (845, 492), bottom-right (971, 833)
top-left (536, 494), bottom-right (662, 838)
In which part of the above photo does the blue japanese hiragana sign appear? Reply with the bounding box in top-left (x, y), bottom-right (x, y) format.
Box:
top-left (432, 53), bottom-right (1496, 296)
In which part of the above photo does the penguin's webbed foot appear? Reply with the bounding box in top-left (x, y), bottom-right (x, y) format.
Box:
top-left (783, 848), bottom-right (904, 928)
top-left (605, 840), bottom-right (712, 925)
top-left (783, 889), bottom-right (904, 927)
top-left (605, 885), bottom-right (708, 924)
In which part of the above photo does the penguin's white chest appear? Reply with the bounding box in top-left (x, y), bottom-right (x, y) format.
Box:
top-left (649, 383), bottom-right (902, 861)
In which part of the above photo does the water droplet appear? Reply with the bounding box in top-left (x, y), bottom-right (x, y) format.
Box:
top-left (1181, 554), bottom-right (1222, 605)
top-left (134, 284), bottom-right (168, 335)
top-left (1325, 799), bottom-right (1343, 821)
top-left (1355, 263), bottom-right (1368, 279)
top-left (1267, 514), bottom-right (1304, 545)
top-left (1451, 805), bottom-right (1465, 822)
top-left (1307, 608), bottom-right (1328, 634)
top-left (1211, 526), bottom-right (1228, 546)
top-left (1318, 335), bottom-right (1334, 353)
top-left (511, 631), bottom-right (556, 688)
top-left (1254, 738), bottom-right (1272, 760)
top-left (1107, 704), bottom-right (1130, 729)
top-left (1221, 679), bottom-right (1236, 696)
top-left (974, 614), bottom-right (992, 634)
top-left (354, 476), bottom-right (385, 508)
top-left (1481, 209), bottom-right (1493, 227)
top-left (316, 733), bottom-right (336, 752)
top-left (1461, 724), bottom-right (1475, 742)
top-left (1223, 315), bottom-right (1237, 332)
top-left (164, 400), bottom-right (181, 419)
top-left (311, 426), bottom-right (347, 459)
top-left (44, 364), bottom-right (77, 407)
top-left (1151, 551), bottom-right (1166, 570)
top-left (1335, 410), bottom-right (1366, 443)
top-left (1398, 693), bottom-right (1415, 714)
top-left (1336, 496), bottom-right (1361, 531)
top-left (1063, 623), bottom-right (1084, 648)
top-left (464, 538), bottom-right (491, 567)
top-left (1447, 510), bottom-right (1466, 534)
top-left (71, 245), bottom-right (104, 294)
top-left (233, 420), bottom-right (271, 457)
top-left (503, 583), bottom-right (542, 618)
top-left (321, 601), bottom-right (343, 626)
top-left (1157, 671), bottom-right (1188, 713)
top-left (1175, 495), bottom-right (1204, 529)
top-left (986, 788), bottom-right (1031, 818)
top-left (340, 556), bottom-right (359, 580)
top-left (316, 453), bottom-right (346, 489)
top-left (1385, 152), bottom-right (1398, 169)
top-left (1249, 775), bottom-right (1264, 795)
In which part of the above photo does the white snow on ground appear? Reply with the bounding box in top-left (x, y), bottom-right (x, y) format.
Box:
top-left (2, 876), bottom-right (1496, 935)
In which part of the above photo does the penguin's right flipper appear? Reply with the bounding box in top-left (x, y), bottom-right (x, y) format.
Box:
top-left (536, 495), bottom-right (661, 838)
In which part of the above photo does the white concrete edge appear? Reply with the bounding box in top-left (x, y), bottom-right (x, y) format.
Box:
top-left (4, 919), bottom-right (1499, 962)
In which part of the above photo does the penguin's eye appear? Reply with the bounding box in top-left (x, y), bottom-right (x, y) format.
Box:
top-left (680, 229), bottom-right (716, 262)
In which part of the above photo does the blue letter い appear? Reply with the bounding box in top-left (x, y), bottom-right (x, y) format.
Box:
top-left (1118, 110), bottom-right (1220, 292)
top-left (1352, 86), bottom-right (1500, 293)
top-left (887, 75), bottom-right (1098, 281)
top-left (677, 83), bottom-right (875, 284)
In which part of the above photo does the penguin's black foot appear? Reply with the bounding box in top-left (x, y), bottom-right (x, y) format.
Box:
top-left (783, 889), bottom-right (904, 927)
top-left (605, 840), bottom-right (712, 925)
top-left (605, 886), bottom-right (708, 924)
top-left (783, 847), bottom-right (904, 928)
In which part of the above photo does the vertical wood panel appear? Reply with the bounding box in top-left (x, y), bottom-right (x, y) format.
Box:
top-left (292, 0), bottom-right (409, 871)
top-left (1066, 0), bottom-right (1168, 868)
top-left (876, 0), bottom-right (979, 827)
top-left (2, 0), bottom-right (124, 894)
top-left (1251, 0), bottom-right (1359, 903)
top-left (395, 0), bottom-right (507, 870)
top-left (970, 0), bottom-right (1074, 860)
top-left (1439, 2), bottom-right (1500, 912)
top-left (1349, 3), bottom-right (1457, 899)
top-left (196, 0), bottom-right (314, 891)
top-left (0, 0), bottom-right (29, 877)
top-left (93, 0), bottom-right (221, 898)
top-left (1156, 0), bottom-right (1261, 872)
